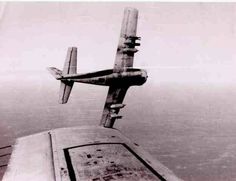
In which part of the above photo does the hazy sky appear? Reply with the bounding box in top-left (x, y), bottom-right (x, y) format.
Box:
top-left (1, 2), bottom-right (236, 84)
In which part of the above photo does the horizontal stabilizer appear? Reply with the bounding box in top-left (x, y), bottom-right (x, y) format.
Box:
top-left (47, 67), bottom-right (62, 79)
top-left (59, 81), bottom-right (74, 104)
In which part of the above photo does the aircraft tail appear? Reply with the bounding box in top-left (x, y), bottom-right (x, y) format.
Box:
top-left (59, 80), bottom-right (74, 104)
top-left (62, 47), bottom-right (77, 75)
top-left (48, 47), bottom-right (77, 104)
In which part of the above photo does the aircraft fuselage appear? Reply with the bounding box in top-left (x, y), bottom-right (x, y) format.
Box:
top-left (60, 68), bottom-right (147, 86)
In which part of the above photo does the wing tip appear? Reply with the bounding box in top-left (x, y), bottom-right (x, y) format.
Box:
top-left (68, 47), bottom-right (77, 51)
top-left (58, 100), bottom-right (67, 104)
top-left (125, 7), bottom-right (138, 12)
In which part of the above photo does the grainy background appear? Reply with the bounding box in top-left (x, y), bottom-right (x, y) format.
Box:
top-left (1, 2), bottom-right (236, 180)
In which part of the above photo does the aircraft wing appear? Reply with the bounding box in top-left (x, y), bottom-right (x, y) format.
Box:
top-left (113, 7), bottom-right (139, 72)
top-left (100, 8), bottom-right (140, 127)
top-left (100, 86), bottom-right (129, 127)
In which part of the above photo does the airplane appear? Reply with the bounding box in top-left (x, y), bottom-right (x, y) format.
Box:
top-left (47, 7), bottom-right (146, 128)
top-left (2, 7), bottom-right (182, 181)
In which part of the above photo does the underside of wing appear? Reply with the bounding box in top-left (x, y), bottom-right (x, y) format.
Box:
top-left (113, 8), bottom-right (140, 72)
top-left (100, 86), bottom-right (129, 127)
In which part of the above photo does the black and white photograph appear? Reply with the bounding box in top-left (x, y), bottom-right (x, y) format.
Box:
top-left (1, 2), bottom-right (236, 181)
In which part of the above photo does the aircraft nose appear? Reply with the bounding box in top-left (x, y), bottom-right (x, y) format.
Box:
top-left (141, 69), bottom-right (148, 84)
top-left (142, 69), bottom-right (148, 79)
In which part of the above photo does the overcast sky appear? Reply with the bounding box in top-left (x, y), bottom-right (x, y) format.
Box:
top-left (1, 2), bottom-right (236, 84)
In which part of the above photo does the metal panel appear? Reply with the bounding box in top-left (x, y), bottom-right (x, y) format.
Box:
top-left (64, 143), bottom-right (160, 181)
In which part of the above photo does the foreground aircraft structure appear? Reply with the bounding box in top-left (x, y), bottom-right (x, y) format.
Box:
top-left (3, 8), bottom-right (182, 181)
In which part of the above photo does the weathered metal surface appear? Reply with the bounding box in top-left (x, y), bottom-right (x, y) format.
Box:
top-left (51, 127), bottom-right (183, 181)
top-left (67, 144), bottom-right (159, 180)
top-left (3, 126), bottom-right (183, 181)
top-left (3, 132), bottom-right (55, 181)
top-left (50, 126), bottom-right (183, 181)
